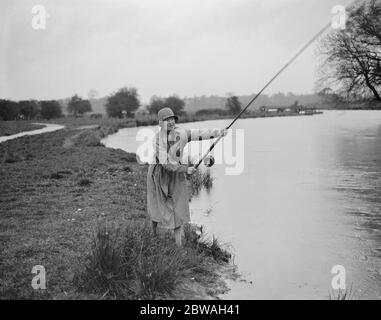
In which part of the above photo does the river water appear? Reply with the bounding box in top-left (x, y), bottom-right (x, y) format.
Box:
top-left (101, 111), bottom-right (381, 299)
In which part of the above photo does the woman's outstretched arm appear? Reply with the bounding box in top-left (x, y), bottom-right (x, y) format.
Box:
top-left (186, 128), bottom-right (227, 141)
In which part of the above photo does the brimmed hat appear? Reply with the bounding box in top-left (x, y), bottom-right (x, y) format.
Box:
top-left (158, 107), bottom-right (178, 121)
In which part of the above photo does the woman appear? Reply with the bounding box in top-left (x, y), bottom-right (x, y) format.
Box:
top-left (147, 107), bottom-right (227, 246)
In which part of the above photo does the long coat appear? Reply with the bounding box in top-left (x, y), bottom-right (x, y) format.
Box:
top-left (147, 126), bottom-right (222, 229)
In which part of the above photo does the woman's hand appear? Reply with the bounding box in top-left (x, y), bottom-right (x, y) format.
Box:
top-left (220, 128), bottom-right (228, 137)
top-left (187, 166), bottom-right (197, 175)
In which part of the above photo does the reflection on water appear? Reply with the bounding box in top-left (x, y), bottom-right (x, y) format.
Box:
top-left (102, 111), bottom-right (381, 299)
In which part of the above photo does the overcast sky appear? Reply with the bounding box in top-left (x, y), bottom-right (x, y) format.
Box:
top-left (0, 0), bottom-right (352, 103)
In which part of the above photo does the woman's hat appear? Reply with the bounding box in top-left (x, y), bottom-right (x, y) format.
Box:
top-left (158, 107), bottom-right (178, 121)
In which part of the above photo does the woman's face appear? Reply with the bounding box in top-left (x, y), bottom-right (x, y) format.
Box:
top-left (162, 116), bottom-right (176, 131)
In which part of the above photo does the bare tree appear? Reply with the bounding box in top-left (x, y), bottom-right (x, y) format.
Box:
top-left (317, 0), bottom-right (381, 102)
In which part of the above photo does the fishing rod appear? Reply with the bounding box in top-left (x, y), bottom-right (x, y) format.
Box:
top-left (193, 17), bottom-right (337, 169)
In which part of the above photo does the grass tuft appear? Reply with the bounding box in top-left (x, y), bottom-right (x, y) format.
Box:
top-left (78, 222), bottom-right (129, 298)
top-left (329, 286), bottom-right (355, 300)
top-left (77, 220), bottom-right (231, 299)
top-left (188, 168), bottom-right (215, 198)
top-left (183, 224), bottom-right (231, 263)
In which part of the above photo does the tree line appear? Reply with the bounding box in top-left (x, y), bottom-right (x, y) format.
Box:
top-left (0, 95), bottom-right (94, 121)
top-left (0, 85), bottom-right (243, 121)
top-left (0, 99), bottom-right (63, 121)
top-left (105, 88), bottom-right (242, 117)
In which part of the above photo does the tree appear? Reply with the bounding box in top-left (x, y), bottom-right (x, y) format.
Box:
top-left (318, 88), bottom-right (343, 105)
top-left (67, 94), bottom-right (92, 117)
top-left (318, 0), bottom-right (381, 101)
top-left (39, 100), bottom-right (63, 119)
top-left (226, 96), bottom-right (242, 115)
top-left (147, 95), bottom-right (186, 116)
top-left (147, 96), bottom-right (166, 115)
top-left (0, 100), bottom-right (19, 120)
top-left (106, 87), bottom-right (140, 118)
top-left (18, 100), bottom-right (40, 120)
top-left (292, 100), bottom-right (299, 107)
top-left (164, 95), bottom-right (185, 116)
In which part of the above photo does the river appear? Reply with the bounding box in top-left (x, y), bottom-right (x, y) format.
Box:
top-left (101, 110), bottom-right (381, 299)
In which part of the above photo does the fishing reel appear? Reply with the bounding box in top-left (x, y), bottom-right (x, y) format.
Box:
top-left (203, 155), bottom-right (215, 167)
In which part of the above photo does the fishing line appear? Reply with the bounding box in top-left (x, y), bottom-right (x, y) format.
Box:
top-left (194, 1), bottom-right (357, 168)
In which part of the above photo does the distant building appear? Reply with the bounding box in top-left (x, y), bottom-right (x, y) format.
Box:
top-left (259, 105), bottom-right (319, 114)
top-left (260, 106), bottom-right (278, 113)
top-left (260, 106), bottom-right (292, 113)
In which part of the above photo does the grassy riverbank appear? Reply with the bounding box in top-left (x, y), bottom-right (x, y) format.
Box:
top-left (320, 100), bottom-right (381, 110)
top-left (0, 121), bottom-right (45, 136)
top-left (0, 122), bottom-right (234, 299)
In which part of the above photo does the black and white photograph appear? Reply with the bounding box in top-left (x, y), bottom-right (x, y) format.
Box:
top-left (1, 0), bottom-right (381, 303)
